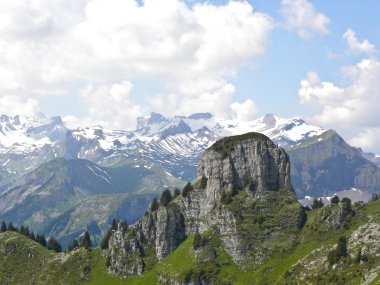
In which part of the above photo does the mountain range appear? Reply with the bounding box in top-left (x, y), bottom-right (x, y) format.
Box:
top-left (1, 132), bottom-right (380, 284)
top-left (1, 112), bottom-right (380, 244)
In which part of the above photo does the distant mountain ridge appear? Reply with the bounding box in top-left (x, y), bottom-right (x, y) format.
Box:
top-left (1, 112), bottom-right (380, 198)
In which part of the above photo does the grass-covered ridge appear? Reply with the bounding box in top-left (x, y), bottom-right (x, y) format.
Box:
top-left (1, 199), bottom-right (380, 284)
top-left (209, 132), bottom-right (272, 154)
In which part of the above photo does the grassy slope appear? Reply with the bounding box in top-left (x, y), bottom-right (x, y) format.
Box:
top-left (124, 200), bottom-right (380, 285)
top-left (2, 200), bottom-right (380, 284)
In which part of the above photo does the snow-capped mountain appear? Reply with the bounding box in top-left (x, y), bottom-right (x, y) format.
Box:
top-left (1, 111), bottom-right (379, 199)
top-left (66, 112), bottom-right (326, 180)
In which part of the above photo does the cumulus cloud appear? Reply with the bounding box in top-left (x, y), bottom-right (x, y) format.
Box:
top-left (281, 0), bottom-right (329, 38)
top-left (0, 0), bottom-right (272, 128)
top-left (64, 81), bottom-right (145, 130)
top-left (343, 28), bottom-right (375, 54)
top-left (0, 96), bottom-right (40, 117)
top-left (299, 58), bottom-right (380, 127)
top-left (230, 99), bottom-right (258, 122)
top-left (349, 128), bottom-right (380, 151)
top-left (299, 57), bottom-right (380, 152)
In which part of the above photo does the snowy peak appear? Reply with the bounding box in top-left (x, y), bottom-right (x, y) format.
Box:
top-left (0, 114), bottom-right (67, 153)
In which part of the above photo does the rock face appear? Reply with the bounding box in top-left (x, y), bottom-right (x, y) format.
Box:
top-left (107, 132), bottom-right (304, 280)
top-left (198, 133), bottom-right (292, 195)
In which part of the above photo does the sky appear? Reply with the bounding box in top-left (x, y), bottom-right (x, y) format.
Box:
top-left (0, 0), bottom-right (380, 152)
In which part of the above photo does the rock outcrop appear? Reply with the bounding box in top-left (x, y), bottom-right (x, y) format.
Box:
top-left (107, 132), bottom-right (304, 279)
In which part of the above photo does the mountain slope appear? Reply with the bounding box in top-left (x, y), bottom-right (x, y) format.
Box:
top-left (0, 158), bottom-right (182, 245)
top-left (1, 111), bottom-right (379, 200)
top-left (1, 133), bottom-right (380, 284)
top-left (288, 130), bottom-right (380, 198)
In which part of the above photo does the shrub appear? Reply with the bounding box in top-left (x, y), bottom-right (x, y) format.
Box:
top-left (312, 198), bottom-right (324, 209)
top-left (341, 198), bottom-right (352, 212)
top-left (331, 195), bottom-right (340, 204)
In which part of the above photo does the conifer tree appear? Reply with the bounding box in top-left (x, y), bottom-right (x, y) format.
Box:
top-left (150, 198), bottom-right (159, 211)
top-left (0, 221), bottom-right (6, 232)
top-left (160, 189), bottom-right (172, 207)
top-left (36, 233), bottom-right (47, 247)
top-left (111, 219), bottom-right (118, 231)
top-left (193, 232), bottom-right (202, 250)
top-left (80, 231), bottom-right (92, 249)
top-left (47, 237), bottom-right (62, 252)
top-left (182, 181), bottom-right (193, 198)
top-left (7, 222), bottom-right (17, 232)
top-left (173, 188), bottom-right (181, 199)
top-left (68, 239), bottom-right (79, 251)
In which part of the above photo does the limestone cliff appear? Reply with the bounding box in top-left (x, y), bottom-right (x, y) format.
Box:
top-left (107, 132), bottom-right (304, 280)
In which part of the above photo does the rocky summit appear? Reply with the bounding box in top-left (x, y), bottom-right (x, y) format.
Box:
top-left (107, 132), bottom-right (304, 281)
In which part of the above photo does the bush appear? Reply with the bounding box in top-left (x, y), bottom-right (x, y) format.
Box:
top-left (341, 198), bottom-right (352, 212)
top-left (312, 198), bottom-right (324, 209)
top-left (200, 175), bottom-right (208, 189)
top-left (193, 232), bottom-right (202, 250)
top-left (331, 195), bottom-right (340, 204)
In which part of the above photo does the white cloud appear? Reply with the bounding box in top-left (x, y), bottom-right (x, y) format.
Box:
top-left (299, 58), bottom-right (380, 152)
top-left (281, 0), bottom-right (330, 38)
top-left (299, 71), bottom-right (344, 107)
top-left (0, 0), bottom-right (271, 128)
top-left (343, 28), bottom-right (375, 54)
top-left (300, 58), bottom-right (380, 127)
top-left (230, 99), bottom-right (258, 122)
top-left (67, 81), bottom-right (145, 130)
top-left (349, 128), bottom-right (380, 151)
top-left (0, 96), bottom-right (40, 117)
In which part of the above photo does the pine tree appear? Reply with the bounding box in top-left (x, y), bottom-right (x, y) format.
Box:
top-left (182, 181), bottom-right (193, 198)
top-left (173, 188), bottom-right (181, 199)
top-left (111, 219), bottom-right (118, 231)
top-left (29, 231), bottom-right (36, 241)
top-left (47, 237), bottom-right (62, 252)
top-left (7, 222), bottom-right (17, 232)
top-left (160, 189), bottom-right (172, 207)
top-left (193, 232), bottom-right (202, 250)
top-left (119, 220), bottom-right (128, 233)
top-left (100, 229), bottom-right (112, 249)
top-left (200, 175), bottom-right (208, 189)
top-left (36, 233), bottom-right (47, 247)
top-left (68, 239), bottom-right (79, 251)
top-left (150, 198), bottom-right (159, 211)
top-left (336, 236), bottom-right (348, 257)
top-left (0, 221), bottom-right (6, 232)
top-left (80, 231), bottom-right (92, 249)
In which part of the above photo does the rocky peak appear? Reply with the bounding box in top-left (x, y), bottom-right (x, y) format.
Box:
top-left (107, 133), bottom-right (303, 280)
top-left (198, 132), bottom-right (292, 197)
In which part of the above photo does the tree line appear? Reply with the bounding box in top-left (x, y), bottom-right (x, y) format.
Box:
top-left (0, 220), bottom-right (92, 252)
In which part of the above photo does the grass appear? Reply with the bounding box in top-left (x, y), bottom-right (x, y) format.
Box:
top-left (2, 200), bottom-right (380, 284)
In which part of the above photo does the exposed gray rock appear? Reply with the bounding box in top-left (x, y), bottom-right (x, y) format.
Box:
top-left (107, 132), bottom-right (303, 279)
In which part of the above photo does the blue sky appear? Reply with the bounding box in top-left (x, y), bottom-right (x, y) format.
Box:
top-left (0, 0), bottom-right (379, 152)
